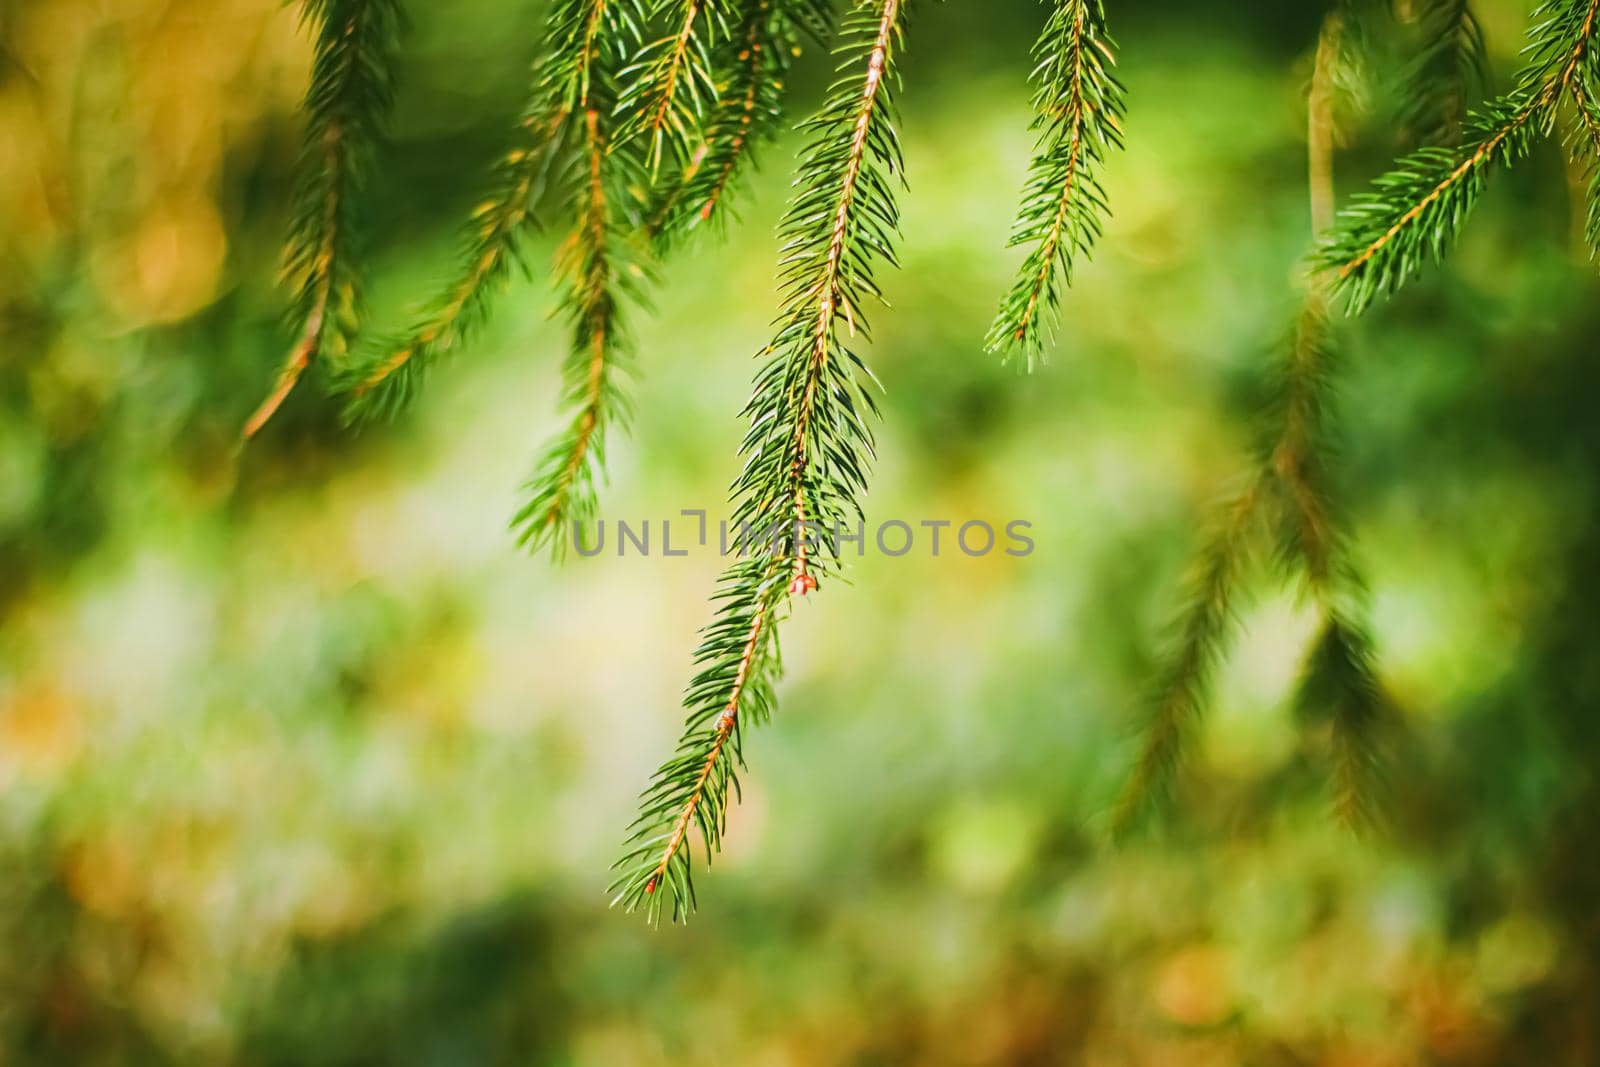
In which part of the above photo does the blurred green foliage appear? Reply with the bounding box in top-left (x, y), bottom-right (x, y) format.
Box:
top-left (1, 0), bottom-right (1598, 1063)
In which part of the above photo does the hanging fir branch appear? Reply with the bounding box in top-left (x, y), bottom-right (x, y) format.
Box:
top-left (1265, 298), bottom-right (1394, 828)
top-left (1118, 10), bottom-right (1391, 832)
top-left (1394, 0), bottom-right (1489, 146)
top-left (645, 0), bottom-right (829, 245)
top-left (342, 0), bottom-right (647, 424)
top-left (1293, 609), bottom-right (1390, 827)
top-left (1565, 73), bottom-right (1600, 258)
top-left (1322, 0), bottom-right (1600, 313)
top-left (244, 0), bottom-right (400, 439)
top-left (511, 106), bottom-right (644, 555)
top-left (1113, 478), bottom-right (1264, 831)
top-left (340, 128), bottom-right (553, 424)
top-left (1272, 8), bottom-right (1348, 600)
top-left (986, 0), bottom-right (1125, 369)
top-left (616, 0), bottom-right (733, 173)
top-left (612, 0), bottom-right (912, 923)
top-left (509, 0), bottom-right (654, 557)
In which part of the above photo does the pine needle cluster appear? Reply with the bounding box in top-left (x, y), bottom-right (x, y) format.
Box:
top-left (616, 0), bottom-right (734, 173)
top-left (331, 0), bottom-right (834, 555)
top-left (511, 102), bottom-right (647, 556)
top-left (342, 0), bottom-right (650, 446)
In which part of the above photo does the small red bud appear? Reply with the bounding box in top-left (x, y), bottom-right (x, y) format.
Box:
top-left (645, 877), bottom-right (657, 894)
top-left (788, 573), bottom-right (817, 596)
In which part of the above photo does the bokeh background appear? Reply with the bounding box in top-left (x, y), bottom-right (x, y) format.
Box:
top-left (3, 0), bottom-right (1599, 1063)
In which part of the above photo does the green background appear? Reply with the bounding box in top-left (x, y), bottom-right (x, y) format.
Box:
top-left (1, 0), bottom-right (1597, 1062)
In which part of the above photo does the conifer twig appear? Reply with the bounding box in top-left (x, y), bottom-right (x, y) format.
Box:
top-left (342, 0), bottom-right (649, 425)
top-left (987, 0), bottom-right (1125, 369)
top-left (1262, 12), bottom-right (1392, 826)
top-left (341, 104), bottom-right (565, 424)
top-left (1112, 477), bottom-right (1264, 834)
top-left (1323, 0), bottom-right (1600, 311)
top-left (1564, 73), bottom-right (1600, 257)
top-left (1394, 0), bottom-right (1489, 146)
top-left (1293, 610), bottom-right (1389, 827)
top-left (507, 0), bottom-right (654, 557)
top-left (644, 0), bottom-right (827, 244)
top-left (612, 0), bottom-right (913, 923)
top-left (1274, 9), bottom-right (1347, 597)
top-left (245, 0), bottom-right (399, 439)
top-left (1119, 9), bottom-right (1391, 831)
top-left (617, 0), bottom-right (731, 172)
top-left (512, 106), bottom-right (639, 555)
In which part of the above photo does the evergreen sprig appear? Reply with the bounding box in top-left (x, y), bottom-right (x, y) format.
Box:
top-left (1114, 303), bottom-right (1393, 832)
top-left (1322, 0), bottom-right (1600, 313)
top-left (612, 0), bottom-right (912, 923)
top-left (1263, 300), bottom-right (1398, 826)
top-left (1293, 607), bottom-right (1391, 828)
top-left (616, 0), bottom-right (733, 173)
top-left (512, 106), bottom-right (646, 555)
top-left (244, 0), bottom-right (400, 439)
top-left (986, 0), bottom-right (1125, 369)
top-left (645, 0), bottom-right (829, 245)
top-left (1566, 73), bottom-right (1600, 258)
top-left (1394, 0), bottom-right (1489, 146)
top-left (1114, 477), bottom-right (1264, 830)
top-left (1118, 11), bottom-right (1390, 832)
top-left (340, 113), bottom-right (558, 424)
top-left (512, 1), bottom-right (662, 555)
top-left (342, 0), bottom-right (648, 425)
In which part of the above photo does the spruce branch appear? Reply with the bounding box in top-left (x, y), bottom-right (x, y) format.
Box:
top-left (1323, 0), bottom-right (1600, 312)
top-left (244, 0), bottom-right (400, 439)
top-left (1293, 609), bottom-right (1391, 828)
top-left (1119, 9), bottom-right (1388, 832)
top-left (986, 0), bottom-right (1125, 370)
top-left (613, 0), bottom-right (912, 923)
top-left (1565, 72), bottom-right (1600, 258)
top-left (512, 108), bottom-right (642, 556)
top-left (1112, 477), bottom-right (1264, 835)
top-left (644, 0), bottom-right (828, 245)
top-left (342, 117), bottom-right (561, 424)
top-left (1266, 297), bottom-right (1341, 596)
top-left (1320, 92), bottom-right (1541, 313)
top-left (612, 557), bottom-right (786, 921)
top-left (1272, 13), bottom-right (1392, 824)
top-left (507, 0), bottom-right (657, 556)
top-left (616, 0), bottom-right (732, 172)
top-left (1263, 305), bottom-right (1392, 828)
top-left (1273, 10), bottom-right (1348, 599)
top-left (1394, 0), bottom-right (1489, 146)
top-left (341, 0), bottom-right (648, 425)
